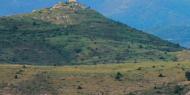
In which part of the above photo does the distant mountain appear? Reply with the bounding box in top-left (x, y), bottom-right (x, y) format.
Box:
top-left (97, 0), bottom-right (190, 48)
top-left (0, 2), bottom-right (182, 65)
top-left (148, 26), bottom-right (190, 48)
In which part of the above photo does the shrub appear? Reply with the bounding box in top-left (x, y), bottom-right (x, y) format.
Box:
top-left (77, 86), bottom-right (83, 89)
top-left (74, 48), bottom-right (82, 53)
top-left (14, 75), bottom-right (18, 79)
top-left (22, 65), bottom-right (27, 68)
top-left (115, 72), bottom-right (124, 81)
top-left (137, 67), bottom-right (142, 70)
top-left (134, 59), bottom-right (138, 63)
top-left (139, 45), bottom-right (143, 48)
top-left (185, 71), bottom-right (190, 81)
top-left (174, 85), bottom-right (184, 94)
top-left (181, 67), bottom-right (185, 71)
top-left (128, 45), bottom-right (131, 49)
top-left (128, 92), bottom-right (135, 95)
top-left (158, 73), bottom-right (165, 77)
top-left (32, 22), bottom-right (37, 26)
top-left (159, 56), bottom-right (165, 60)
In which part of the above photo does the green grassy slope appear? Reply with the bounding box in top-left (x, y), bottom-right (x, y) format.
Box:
top-left (0, 2), bottom-right (182, 65)
top-left (0, 62), bottom-right (190, 95)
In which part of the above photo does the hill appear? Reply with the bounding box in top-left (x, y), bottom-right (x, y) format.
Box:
top-left (0, 2), bottom-right (183, 65)
top-left (0, 0), bottom-right (190, 48)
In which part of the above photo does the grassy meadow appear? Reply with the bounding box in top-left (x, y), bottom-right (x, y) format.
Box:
top-left (0, 61), bottom-right (190, 95)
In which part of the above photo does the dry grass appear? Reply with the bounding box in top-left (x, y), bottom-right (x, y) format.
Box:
top-left (0, 61), bottom-right (190, 95)
top-left (176, 50), bottom-right (190, 61)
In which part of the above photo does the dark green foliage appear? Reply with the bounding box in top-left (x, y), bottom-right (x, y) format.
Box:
top-left (115, 72), bottom-right (124, 81)
top-left (22, 65), bottom-right (27, 69)
top-left (185, 71), bottom-right (190, 81)
top-left (0, 3), bottom-right (183, 65)
top-left (174, 85), bottom-right (184, 94)
top-left (128, 92), bottom-right (136, 95)
top-left (137, 67), bottom-right (142, 70)
top-left (139, 45), bottom-right (143, 48)
top-left (77, 86), bottom-right (83, 90)
top-left (158, 73), bottom-right (165, 77)
top-left (14, 75), bottom-right (18, 79)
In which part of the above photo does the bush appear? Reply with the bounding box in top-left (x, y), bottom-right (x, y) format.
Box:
top-left (134, 59), bottom-right (138, 63)
top-left (77, 86), bottom-right (83, 89)
top-left (174, 85), bottom-right (184, 94)
top-left (128, 92), bottom-right (135, 95)
top-left (158, 73), bottom-right (165, 77)
top-left (74, 48), bottom-right (82, 53)
top-left (139, 45), bottom-right (143, 48)
top-left (159, 56), bottom-right (165, 60)
top-left (115, 72), bottom-right (124, 81)
top-left (137, 67), bottom-right (142, 70)
top-left (22, 65), bottom-right (27, 68)
top-left (14, 75), bottom-right (18, 79)
top-left (185, 71), bottom-right (190, 81)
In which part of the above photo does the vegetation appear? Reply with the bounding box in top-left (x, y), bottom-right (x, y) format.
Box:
top-left (185, 71), bottom-right (190, 81)
top-left (115, 72), bottom-right (124, 81)
top-left (0, 61), bottom-right (190, 95)
top-left (0, 2), bottom-right (189, 95)
top-left (0, 3), bottom-right (183, 65)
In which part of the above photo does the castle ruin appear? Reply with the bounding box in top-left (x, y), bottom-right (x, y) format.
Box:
top-left (68, 0), bottom-right (77, 3)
